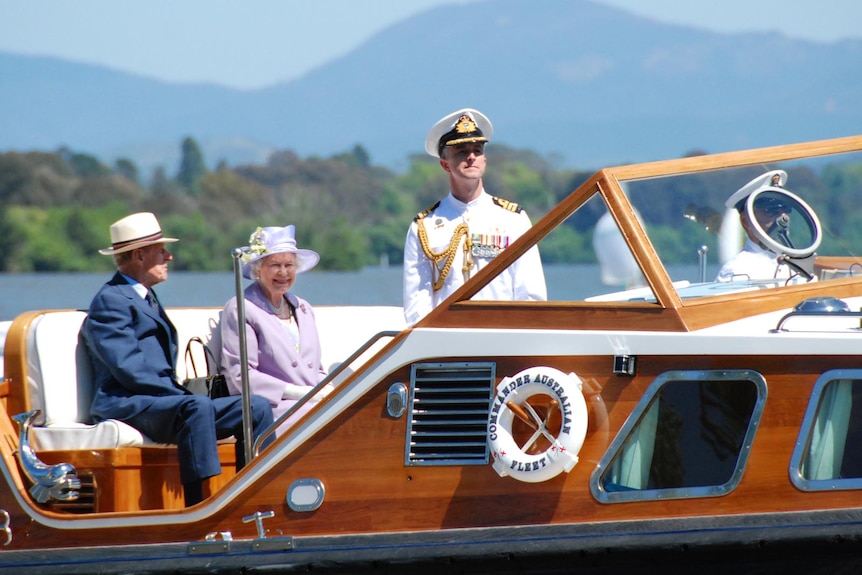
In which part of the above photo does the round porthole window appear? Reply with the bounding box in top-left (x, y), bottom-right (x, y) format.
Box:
top-left (286, 478), bottom-right (325, 512)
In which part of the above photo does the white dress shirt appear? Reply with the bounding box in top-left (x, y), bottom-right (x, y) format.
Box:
top-left (715, 238), bottom-right (790, 282)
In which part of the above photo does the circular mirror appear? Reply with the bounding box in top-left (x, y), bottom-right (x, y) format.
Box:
top-left (744, 187), bottom-right (821, 258)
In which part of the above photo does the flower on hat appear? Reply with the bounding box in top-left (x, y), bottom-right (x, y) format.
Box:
top-left (242, 227), bottom-right (268, 264)
top-left (240, 225), bottom-right (320, 279)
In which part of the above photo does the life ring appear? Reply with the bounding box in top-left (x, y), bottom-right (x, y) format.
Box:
top-left (487, 366), bottom-right (588, 483)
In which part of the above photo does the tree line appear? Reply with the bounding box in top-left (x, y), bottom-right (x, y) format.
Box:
top-left (0, 137), bottom-right (860, 273)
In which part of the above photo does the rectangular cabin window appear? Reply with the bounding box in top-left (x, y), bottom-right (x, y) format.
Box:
top-left (792, 370), bottom-right (862, 490)
top-left (592, 370), bottom-right (766, 503)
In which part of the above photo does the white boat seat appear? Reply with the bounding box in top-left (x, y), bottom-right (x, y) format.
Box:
top-left (25, 309), bottom-right (224, 451)
top-left (16, 306), bottom-right (406, 452)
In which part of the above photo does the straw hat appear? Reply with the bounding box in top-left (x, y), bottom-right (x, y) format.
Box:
top-left (425, 108), bottom-right (493, 158)
top-left (241, 225), bottom-right (320, 279)
top-left (98, 212), bottom-right (179, 255)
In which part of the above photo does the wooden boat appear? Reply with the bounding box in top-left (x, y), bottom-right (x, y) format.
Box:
top-left (2, 135), bottom-right (862, 574)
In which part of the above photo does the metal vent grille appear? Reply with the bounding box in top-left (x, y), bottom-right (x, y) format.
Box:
top-left (405, 362), bottom-right (495, 466)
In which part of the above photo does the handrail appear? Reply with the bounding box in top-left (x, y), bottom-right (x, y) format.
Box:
top-left (253, 330), bottom-right (402, 455)
top-left (772, 310), bottom-right (862, 332)
top-left (231, 248), bottom-right (255, 466)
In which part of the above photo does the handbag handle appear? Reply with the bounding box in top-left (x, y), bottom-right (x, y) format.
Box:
top-left (184, 336), bottom-right (220, 377)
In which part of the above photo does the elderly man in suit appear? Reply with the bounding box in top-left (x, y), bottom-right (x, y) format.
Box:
top-left (80, 212), bottom-right (274, 507)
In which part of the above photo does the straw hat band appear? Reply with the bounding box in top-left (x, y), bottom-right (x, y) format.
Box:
top-left (110, 231), bottom-right (165, 251)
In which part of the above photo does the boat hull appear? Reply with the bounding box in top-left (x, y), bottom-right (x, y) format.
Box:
top-left (4, 508), bottom-right (862, 574)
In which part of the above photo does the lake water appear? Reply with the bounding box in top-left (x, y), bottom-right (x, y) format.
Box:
top-left (0, 267), bottom-right (406, 321)
top-left (0, 263), bottom-right (714, 321)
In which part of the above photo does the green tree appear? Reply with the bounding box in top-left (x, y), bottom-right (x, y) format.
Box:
top-left (61, 148), bottom-right (111, 178)
top-left (176, 136), bottom-right (207, 196)
top-left (537, 224), bottom-right (591, 264)
top-left (198, 168), bottom-right (278, 226)
top-left (333, 144), bottom-right (371, 168)
top-left (392, 156), bottom-right (448, 215)
top-left (0, 151), bottom-right (76, 207)
top-left (311, 216), bottom-right (372, 270)
top-left (0, 205), bottom-right (19, 270)
top-left (147, 166), bottom-right (191, 214)
top-left (114, 158), bottom-right (140, 183)
top-left (1, 141), bottom-right (860, 274)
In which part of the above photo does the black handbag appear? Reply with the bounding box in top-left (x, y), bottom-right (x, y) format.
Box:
top-left (183, 336), bottom-right (230, 399)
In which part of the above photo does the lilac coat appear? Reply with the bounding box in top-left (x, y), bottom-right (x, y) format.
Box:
top-left (220, 282), bottom-right (327, 431)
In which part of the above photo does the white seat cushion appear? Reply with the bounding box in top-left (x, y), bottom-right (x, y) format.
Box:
top-left (31, 420), bottom-right (154, 450)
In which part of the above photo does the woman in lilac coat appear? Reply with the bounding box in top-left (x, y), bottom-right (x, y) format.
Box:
top-left (220, 225), bottom-right (329, 435)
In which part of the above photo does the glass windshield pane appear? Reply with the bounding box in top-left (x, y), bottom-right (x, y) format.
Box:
top-left (470, 149), bottom-right (862, 305)
top-left (631, 155), bottom-right (862, 295)
top-left (542, 190), bottom-right (649, 301)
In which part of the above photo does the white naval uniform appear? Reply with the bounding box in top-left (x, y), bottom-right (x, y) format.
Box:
top-left (715, 238), bottom-right (790, 282)
top-left (403, 191), bottom-right (547, 326)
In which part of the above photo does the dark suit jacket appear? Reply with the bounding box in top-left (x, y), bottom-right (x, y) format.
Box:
top-left (81, 272), bottom-right (187, 423)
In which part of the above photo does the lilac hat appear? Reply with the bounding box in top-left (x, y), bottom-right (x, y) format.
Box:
top-left (241, 225), bottom-right (320, 279)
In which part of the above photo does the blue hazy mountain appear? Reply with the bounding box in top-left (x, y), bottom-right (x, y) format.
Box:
top-left (1, 0), bottom-right (860, 174)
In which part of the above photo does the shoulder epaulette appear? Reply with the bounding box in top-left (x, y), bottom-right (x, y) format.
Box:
top-left (414, 200), bottom-right (441, 222)
top-left (492, 196), bottom-right (523, 213)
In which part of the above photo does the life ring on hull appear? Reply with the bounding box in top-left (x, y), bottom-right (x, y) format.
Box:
top-left (487, 366), bottom-right (588, 483)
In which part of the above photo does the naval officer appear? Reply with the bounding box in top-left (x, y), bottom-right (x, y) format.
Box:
top-left (402, 108), bottom-right (547, 326)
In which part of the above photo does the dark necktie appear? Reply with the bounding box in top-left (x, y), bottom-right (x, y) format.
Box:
top-left (146, 289), bottom-right (160, 313)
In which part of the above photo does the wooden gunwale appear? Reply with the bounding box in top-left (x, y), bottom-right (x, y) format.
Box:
top-left (432, 274), bottom-right (862, 331)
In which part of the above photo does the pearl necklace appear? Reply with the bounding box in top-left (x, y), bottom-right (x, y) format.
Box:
top-left (268, 297), bottom-right (286, 315)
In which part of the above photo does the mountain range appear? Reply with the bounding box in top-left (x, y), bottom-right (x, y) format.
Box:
top-left (1, 0), bottom-right (861, 175)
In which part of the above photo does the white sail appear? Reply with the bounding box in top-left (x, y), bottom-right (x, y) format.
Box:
top-left (593, 211), bottom-right (645, 287)
top-left (719, 208), bottom-right (744, 264)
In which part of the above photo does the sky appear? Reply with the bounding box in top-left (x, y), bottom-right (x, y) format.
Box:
top-left (2, 0), bottom-right (861, 90)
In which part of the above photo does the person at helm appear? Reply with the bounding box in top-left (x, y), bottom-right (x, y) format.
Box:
top-left (715, 170), bottom-right (796, 282)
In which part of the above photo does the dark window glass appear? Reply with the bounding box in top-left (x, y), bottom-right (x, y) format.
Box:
top-left (594, 372), bottom-right (764, 503)
top-left (795, 376), bottom-right (862, 486)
